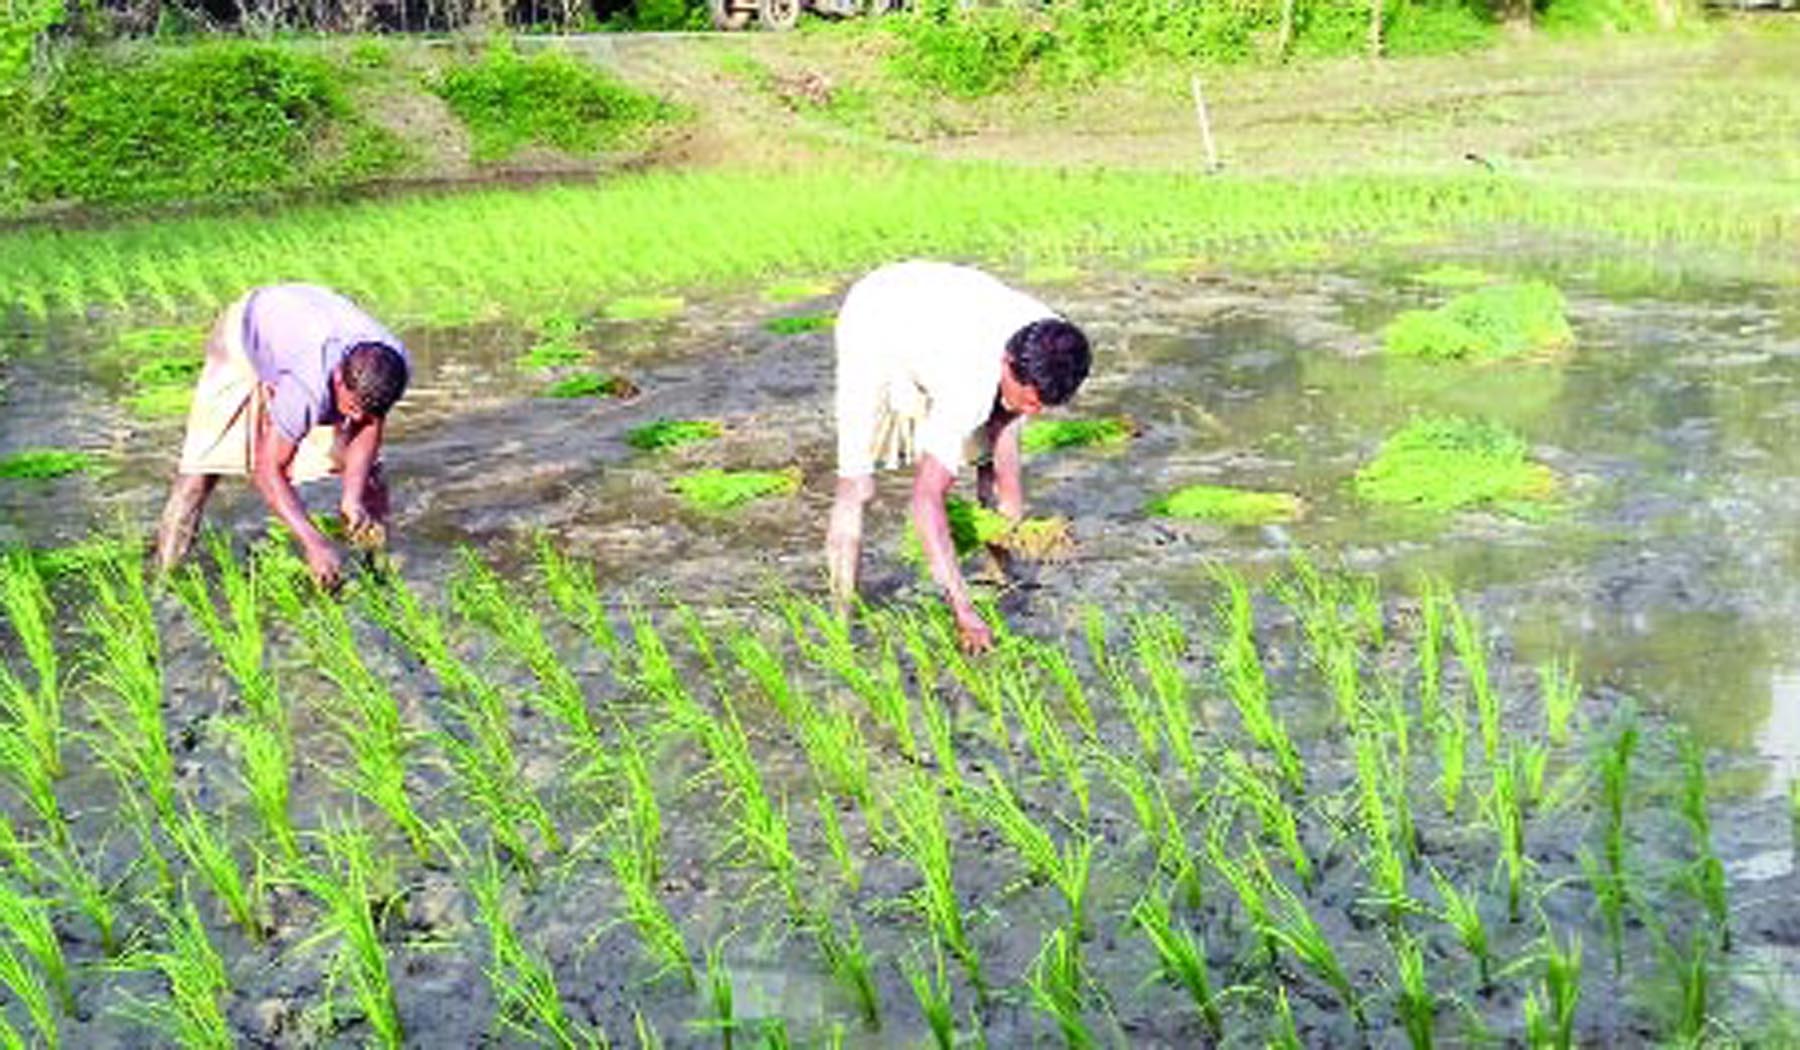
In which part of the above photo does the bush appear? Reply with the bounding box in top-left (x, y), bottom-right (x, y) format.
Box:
top-left (888, 3), bottom-right (1053, 98)
top-left (9, 41), bottom-right (405, 209)
top-left (431, 42), bottom-right (676, 162)
top-left (1386, 0), bottom-right (1496, 55)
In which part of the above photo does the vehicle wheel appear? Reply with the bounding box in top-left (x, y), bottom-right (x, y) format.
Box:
top-left (709, 0), bottom-right (752, 30)
top-left (758, 0), bottom-right (801, 30)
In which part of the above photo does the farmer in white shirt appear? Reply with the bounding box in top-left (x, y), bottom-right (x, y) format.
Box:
top-left (827, 261), bottom-right (1092, 652)
top-left (153, 284), bottom-right (410, 589)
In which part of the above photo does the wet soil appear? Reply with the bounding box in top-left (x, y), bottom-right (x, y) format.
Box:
top-left (2, 255), bottom-right (1799, 1045)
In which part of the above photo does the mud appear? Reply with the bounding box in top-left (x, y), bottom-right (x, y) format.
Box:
top-left (3, 257), bottom-right (1800, 1045)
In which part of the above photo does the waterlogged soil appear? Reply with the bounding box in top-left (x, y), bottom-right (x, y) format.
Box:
top-left (3, 255), bottom-right (1800, 1045)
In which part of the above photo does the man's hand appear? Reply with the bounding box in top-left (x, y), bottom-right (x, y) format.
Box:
top-left (303, 539), bottom-right (345, 592)
top-left (340, 498), bottom-right (387, 550)
top-left (955, 606), bottom-right (995, 654)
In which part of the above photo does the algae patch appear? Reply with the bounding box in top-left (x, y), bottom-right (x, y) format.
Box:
top-left (764, 313), bottom-right (835, 336)
top-left (627, 419), bottom-right (723, 451)
top-left (1149, 484), bottom-right (1302, 526)
top-left (1384, 281), bottom-right (1574, 363)
top-left (1354, 415), bottom-right (1555, 514)
top-left (672, 468), bottom-right (800, 511)
top-left (1023, 416), bottom-right (1137, 455)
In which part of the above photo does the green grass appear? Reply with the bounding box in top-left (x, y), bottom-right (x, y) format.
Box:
top-left (1384, 280), bottom-right (1576, 363)
top-left (1148, 483), bottom-right (1302, 525)
top-left (541, 373), bottom-right (636, 399)
top-left (1021, 416), bottom-right (1135, 455)
top-left (0, 449), bottom-right (93, 480)
top-left (1353, 415), bottom-right (1555, 513)
top-left (4, 164), bottom-right (1791, 328)
top-left (626, 418), bottom-right (722, 451)
top-left (671, 468), bottom-right (801, 512)
top-left (763, 313), bottom-right (835, 335)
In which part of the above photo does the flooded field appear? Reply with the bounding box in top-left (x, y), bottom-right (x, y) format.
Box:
top-left (1, 253), bottom-right (1798, 1045)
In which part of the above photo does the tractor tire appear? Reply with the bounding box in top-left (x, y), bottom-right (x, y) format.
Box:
top-left (709, 0), bottom-right (752, 30)
top-left (758, 0), bottom-right (801, 30)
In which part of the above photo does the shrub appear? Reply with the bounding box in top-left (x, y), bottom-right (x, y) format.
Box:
top-left (888, 3), bottom-right (1053, 98)
top-left (431, 42), bottom-right (676, 162)
top-left (16, 42), bottom-right (404, 207)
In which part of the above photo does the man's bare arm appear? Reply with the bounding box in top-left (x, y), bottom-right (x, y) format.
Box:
top-left (912, 454), bottom-right (992, 652)
top-left (339, 415), bottom-right (384, 525)
top-left (252, 418), bottom-right (340, 586)
top-left (988, 412), bottom-right (1026, 522)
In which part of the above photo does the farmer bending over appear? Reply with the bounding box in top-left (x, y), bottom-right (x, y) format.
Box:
top-left (153, 284), bottom-right (410, 589)
top-left (827, 261), bottom-right (1091, 652)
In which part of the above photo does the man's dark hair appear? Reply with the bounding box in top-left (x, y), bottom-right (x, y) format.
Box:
top-left (341, 343), bottom-right (409, 418)
top-left (1006, 318), bottom-right (1090, 406)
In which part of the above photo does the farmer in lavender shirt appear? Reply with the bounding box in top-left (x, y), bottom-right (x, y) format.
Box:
top-left (153, 284), bottom-right (410, 589)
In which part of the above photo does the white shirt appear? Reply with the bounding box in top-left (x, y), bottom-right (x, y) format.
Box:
top-left (836, 261), bottom-right (1055, 474)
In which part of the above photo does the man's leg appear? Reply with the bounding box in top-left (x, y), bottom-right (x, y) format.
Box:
top-left (154, 473), bottom-right (219, 573)
top-left (826, 474), bottom-right (875, 616)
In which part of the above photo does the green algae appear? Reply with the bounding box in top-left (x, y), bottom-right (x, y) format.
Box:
top-left (672, 468), bottom-right (800, 512)
top-left (1022, 417), bottom-right (1136, 455)
top-left (1148, 484), bottom-right (1302, 526)
top-left (1354, 415), bottom-right (1555, 513)
top-left (0, 448), bottom-right (95, 480)
top-left (1384, 280), bottom-right (1575, 363)
top-left (626, 419), bottom-right (723, 451)
top-left (763, 313), bottom-right (835, 336)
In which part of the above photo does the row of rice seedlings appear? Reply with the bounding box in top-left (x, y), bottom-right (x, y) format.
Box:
top-left (223, 714), bottom-right (300, 864)
top-left (164, 803), bottom-right (264, 940)
top-left (0, 878), bottom-right (72, 1019)
top-left (1351, 729), bottom-right (1413, 920)
top-left (1212, 568), bottom-right (1303, 792)
top-left (1002, 647), bottom-right (1090, 816)
top-left (1081, 606), bottom-right (1161, 767)
top-left (450, 551), bottom-right (605, 779)
top-left (82, 550), bottom-right (178, 824)
top-left (968, 771), bottom-right (1094, 933)
top-left (1131, 614), bottom-right (1204, 785)
top-left (1025, 924), bottom-right (1095, 1048)
top-left (295, 821), bottom-right (404, 1048)
top-left (533, 534), bottom-right (622, 662)
top-left (1131, 889), bottom-right (1223, 1038)
top-left (113, 890), bottom-right (232, 1050)
top-left (1218, 749), bottom-right (1312, 890)
top-left (263, 566), bottom-right (433, 860)
top-left (790, 602), bottom-right (917, 761)
top-left (1675, 734), bottom-right (1729, 951)
top-left (604, 834), bottom-right (693, 987)
top-left (889, 775), bottom-right (983, 996)
top-left (0, 553), bottom-right (64, 787)
top-left (1448, 599), bottom-right (1502, 768)
top-left (174, 537), bottom-right (280, 729)
top-left (466, 851), bottom-right (592, 1047)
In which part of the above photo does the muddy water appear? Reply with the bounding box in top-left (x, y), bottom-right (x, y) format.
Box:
top-left (4, 261), bottom-right (1800, 1041)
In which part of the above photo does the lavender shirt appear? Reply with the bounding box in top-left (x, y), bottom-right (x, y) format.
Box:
top-left (240, 285), bottom-right (408, 442)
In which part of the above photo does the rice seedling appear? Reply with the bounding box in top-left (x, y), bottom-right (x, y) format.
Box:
top-left (969, 771), bottom-right (1094, 932)
top-left (1131, 890), bottom-right (1222, 1038)
top-left (698, 938), bottom-right (740, 1048)
top-left (793, 601), bottom-right (916, 759)
top-left (1000, 651), bottom-right (1087, 814)
top-left (763, 312), bottom-right (835, 335)
top-left (625, 418), bottom-right (723, 452)
top-left (0, 721), bottom-right (63, 842)
top-left (1263, 875), bottom-right (1365, 1029)
top-left (1219, 750), bottom-right (1311, 890)
top-left (1656, 926), bottom-right (1718, 1044)
top-left (1447, 599), bottom-right (1500, 767)
top-left (534, 535), bottom-right (623, 661)
top-left (1539, 657), bottom-right (1580, 747)
top-left (795, 700), bottom-right (877, 828)
top-left (1482, 745), bottom-right (1528, 923)
top-left (1414, 576), bottom-right (1446, 729)
top-left (175, 536), bottom-right (280, 728)
top-left (41, 838), bottom-right (118, 956)
top-left (1428, 865), bottom-right (1493, 990)
top-left (1676, 734), bottom-right (1729, 949)
top-left (1578, 849), bottom-right (1628, 977)
top-left (815, 792), bottom-right (860, 892)
top-left (1132, 613), bottom-right (1203, 783)
top-left (808, 909), bottom-right (880, 1029)
top-left (1093, 749), bottom-right (1158, 845)
top-left (606, 839), bottom-right (692, 986)
top-left (0, 932), bottom-right (56, 1048)
top-left (1535, 929), bottom-right (1582, 1050)
top-left (0, 878), bottom-right (71, 1017)
top-left (1212, 567), bottom-right (1303, 792)
top-left (468, 852), bottom-right (589, 1048)
top-left (1147, 483), bottom-right (1302, 525)
top-left (1350, 731), bottom-right (1410, 917)
top-left (889, 776), bottom-right (981, 994)
top-left (1150, 777), bottom-right (1205, 911)
top-left (1269, 985), bottom-right (1302, 1050)
top-left (1023, 416), bottom-right (1137, 456)
top-left (1207, 828), bottom-right (1273, 963)
top-left (673, 468), bottom-right (801, 512)
top-left (0, 449), bottom-right (93, 480)
top-left (1030, 639), bottom-right (1097, 743)
top-left (903, 942), bottom-right (956, 1050)
top-left (1436, 694), bottom-right (1469, 818)
top-left (1082, 606), bottom-right (1160, 763)
top-left (82, 551), bottom-right (178, 822)
top-left (166, 802), bottom-right (264, 940)
top-left (0, 555), bottom-right (62, 777)
top-left (1353, 415), bottom-right (1556, 515)
top-left (1025, 925), bottom-right (1093, 1049)
top-left (617, 727), bottom-right (665, 881)
top-left (1390, 928), bottom-right (1435, 1050)
top-left (223, 715), bottom-right (299, 864)
top-left (295, 821), bottom-right (403, 1049)
top-left (113, 891), bottom-right (232, 1050)
top-left (1599, 714), bottom-right (1638, 888)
